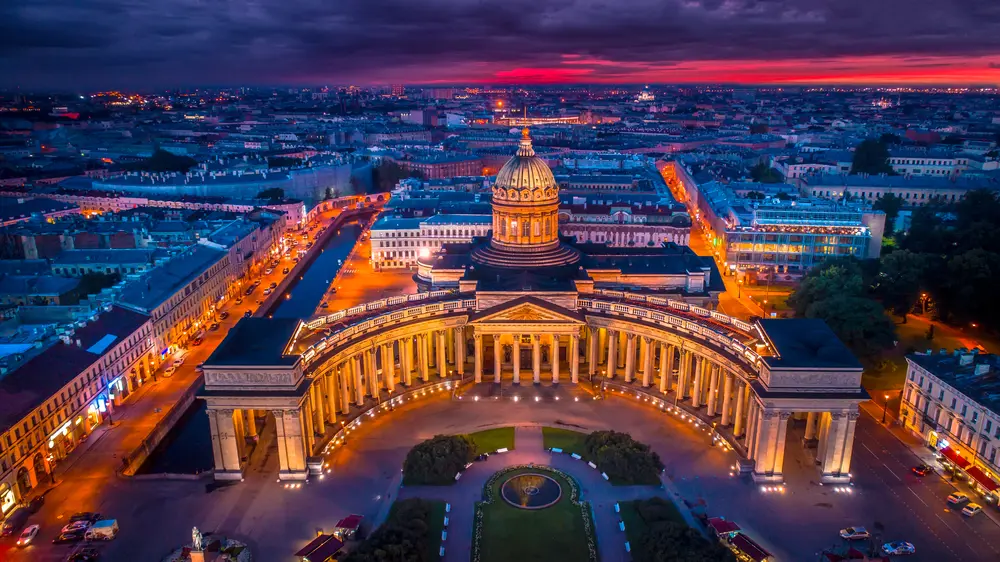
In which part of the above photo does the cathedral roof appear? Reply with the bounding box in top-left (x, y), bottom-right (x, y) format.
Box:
top-left (493, 128), bottom-right (557, 195)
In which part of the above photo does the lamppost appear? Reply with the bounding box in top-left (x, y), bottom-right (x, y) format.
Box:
top-left (737, 277), bottom-right (744, 299)
top-left (882, 394), bottom-right (890, 424)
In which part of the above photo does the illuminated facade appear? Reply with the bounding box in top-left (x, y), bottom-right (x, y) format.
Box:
top-left (203, 133), bottom-right (865, 486)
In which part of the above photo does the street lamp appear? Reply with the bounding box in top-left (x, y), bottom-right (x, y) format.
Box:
top-left (882, 394), bottom-right (890, 424)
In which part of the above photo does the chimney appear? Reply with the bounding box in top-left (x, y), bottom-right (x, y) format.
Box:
top-left (959, 351), bottom-right (974, 367)
top-left (974, 363), bottom-right (989, 376)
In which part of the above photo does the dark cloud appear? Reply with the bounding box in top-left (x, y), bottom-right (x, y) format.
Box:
top-left (2, 0), bottom-right (999, 88)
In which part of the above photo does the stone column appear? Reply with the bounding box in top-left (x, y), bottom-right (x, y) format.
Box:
top-left (272, 409), bottom-right (289, 475)
top-left (301, 402), bottom-right (314, 456)
top-left (455, 327), bottom-right (466, 376)
top-left (383, 344), bottom-right (396, 393)
top-left (311, 383), bottom-right (325, 435)
top-left (641, 337), bottom-right (653, 387)
top-left (624, 333), bottom-right (636, 383)
top-left (281, 409), bottom-right (307, 477)
top-left (436, 330), bottom-right (447, 377)
top-left (661, 343), bottom-right (674, 393)
top-left (707, 364), bottom-right (719, 417)
top-left (551, 334), bottom-right (560, 383)
top-left (750, 410), bottom-right (788, 480)
top-left (744, 400), bottom-right (758, 454)
top-left (570, 334), bottom-right (580, 383)
top-left (208, 409), bottom-right (226, 473)
top-left (402, 338), bottom-right (413, 386)
top-left (244, 408), bottom-right (258, 438)
top-left (473, 334), bottom-right (483, 382)
top-left (446, 327), bottom-right (455, 365)
top-left (804, 411), bottom-right (818, 440)
top-left (638, 336), bottom-right (648, 379)
top-left (512, 335), bottom-right (521, 384)
top-left (532, 335), bottom-right (541, 383)
top-left (338, 367), bottom-right (350, 413)
top-left (324, 372), bottom-right (338, 423)
top-left (352, 355), bottom-right (364, 405)
top-left (418, 334), bottom-right (430, 382)
top-left (218, 409), bottom-right (241, 474)
top-left (599, 327), bottom-right (608, 365)
top-left (493, 334), bottom-right (502, 383)
top-left (819, 411), bottom-right (858, 481)
top-left (587, 327), bottom-right (597, 377)
top-left (720, 372), bottom-right (733, 426)
top-left (606, 329), bottom-right (618, 378)
top-left (691, 356), bottom-right (703, 408)
top-left (677, 350), bottom-right (689, 398)
top-left (733, 382), bottom-right (746, 436)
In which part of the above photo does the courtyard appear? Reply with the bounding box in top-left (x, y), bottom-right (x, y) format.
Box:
top-left (10, 391), bottom-right (1000, 562)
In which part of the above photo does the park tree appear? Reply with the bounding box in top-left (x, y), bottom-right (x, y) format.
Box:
top-left (749, 162), bottom-right (783, 183)
top-left (584, 431), bottom-right (664, 484)
top-left (803, 295), bottom-right (897, 359)
top-left (373, 160), bottom-right (423, 191)
top-left (787, 260), bottom-right (865, 316)
top-left (749, 123), bottom-right (769, 134)
top-left (850, 139), bottom-right (894, 175)
top-left (402, 434), bottom-right (476, 485)
top-left (873, 193), bottom-right (904, 237)
top-left (873, 250), bottom-right (926, 319)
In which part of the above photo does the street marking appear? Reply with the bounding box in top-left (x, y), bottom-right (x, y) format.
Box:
top-left (883, 463), bottom-right (902, 481)
top-left (908, 488), bottom-right (928, 507)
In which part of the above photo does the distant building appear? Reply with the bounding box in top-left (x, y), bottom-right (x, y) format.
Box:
top-left (801, 173), bottom-right (1000, 206)
top-left (0, 197), bottom-right (79, 227)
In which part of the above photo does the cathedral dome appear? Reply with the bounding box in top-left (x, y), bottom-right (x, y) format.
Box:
top-left (492, 128), bottom-right (558, 204)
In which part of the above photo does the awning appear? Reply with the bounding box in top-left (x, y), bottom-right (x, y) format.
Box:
top-left (731, 533), bottom-right (772, 562)
top-left (707, 517), bottom-right (741, 535)
top-left (304, 536), bottom-right (344, 562)
top-left (295, 535), bottom-right (330, 557)
top-left (939, 446), bottom-right (971, 469)
top-left (966, 466), bottom-right (1000, 492)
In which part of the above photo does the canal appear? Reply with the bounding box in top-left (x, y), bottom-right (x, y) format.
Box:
top-left (138, 221), bottom-right (363, 474)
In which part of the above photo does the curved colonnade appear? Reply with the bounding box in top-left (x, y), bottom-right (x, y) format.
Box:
top-left (202, 291), bottom-right (863, 485)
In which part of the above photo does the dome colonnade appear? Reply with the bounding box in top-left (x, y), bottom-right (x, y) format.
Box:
top-left (200, 290), bottom-right (864, 486)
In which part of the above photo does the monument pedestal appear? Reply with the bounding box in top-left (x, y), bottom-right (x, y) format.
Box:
top-left (190, 550), bottom-right (217, 562)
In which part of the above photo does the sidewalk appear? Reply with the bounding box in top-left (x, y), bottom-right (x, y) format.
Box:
top-left (859, 399), bottom-right (1000, 529)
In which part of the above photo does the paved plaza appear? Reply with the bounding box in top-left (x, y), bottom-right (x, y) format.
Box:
top-left (9, 390), bottom-right (1000, 561)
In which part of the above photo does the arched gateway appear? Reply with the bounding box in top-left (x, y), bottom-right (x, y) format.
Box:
top-left (202, 131), bottom-right (865, 486)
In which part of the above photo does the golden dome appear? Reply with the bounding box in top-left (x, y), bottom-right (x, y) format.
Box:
top-left (491, 129), bottom-right (558, 203)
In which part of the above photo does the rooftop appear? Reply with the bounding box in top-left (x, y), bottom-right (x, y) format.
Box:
top-left (908, 351), bottom-right (1000, 416)
top-left (757, 318), bottom-right (862, 370)
top-left (117, 244), bottom-right (227, 311)
top-left (204, 317), bottom-right (301, 367)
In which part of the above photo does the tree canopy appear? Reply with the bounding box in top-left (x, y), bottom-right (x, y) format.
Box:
top-left (402, 435), bottom-right (476, 485)
top-left (342, 499), bottom-right (437, 562)
top-left (850, 139), bottom-right (895, 175)
top-left (629, 498), bottom-right (735, 562)
top-left (584, 430), bottom-right (664, 485)
top-left (124, 149), bottom-right (198, 173)
top-left (256, 187), bottom-right (285, 200)
top-left (749, 162), bottom-right (783, 183)
top-left (373, 161), bottom-right (423, 192)
top-left (873, 193), bottom-right (904, 237)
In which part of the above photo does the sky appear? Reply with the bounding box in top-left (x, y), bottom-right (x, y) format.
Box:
top-left (2, 0), bottom-right (1000, 90)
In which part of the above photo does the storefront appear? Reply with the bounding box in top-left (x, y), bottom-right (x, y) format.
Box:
top-left (0, 483), bottom-right (15, 516)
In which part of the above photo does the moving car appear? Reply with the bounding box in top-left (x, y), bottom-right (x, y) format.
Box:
top-left (66, 548), bottom-right (101, 561)
top-left (164, 366), bottom-right (177, 377)
top-left (192, 338), bottom-right (203, 346)
top-left (244, 310), bottom-right (253, 318)
top-left (265, 268), bottom-right (273, 275)
top-left (282, 268), bottom-right (290, 274)
top-left (85, 519), bottom-right (118, 541)
top-left (911, 464), bottom-right (934, 476)
top-left (219, 311), bottom-right (230, 320)
top-left (209, 322), bottom-right (220, 331)
top-left (881, 542), bottom-right (915, 556)
top-left (839, 527), bottom-right (870, 540)
top-left (172, 357), bottom-right (185, 368)
top-left (947, 492), bottom-right (969, 505)
top-left (235, 298), bottom-right (243, 305)
top-left (16, 524), bottom-right (40, 546)
top-left (269, 282), bottom-right (277, 289)
top-left (961, 503), bottom-right (982, 517)
top-left (1, 506), bottom-right (30, 536)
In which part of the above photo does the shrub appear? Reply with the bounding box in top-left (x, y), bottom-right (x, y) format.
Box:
top-left (342, 498), bottom-right (436, 562)
top-left (403, 434), bottom-right (476, 485)
top-left (584, 430), bottom-right (664, 485)
top-left (630, 498), bottom-right (735, 562)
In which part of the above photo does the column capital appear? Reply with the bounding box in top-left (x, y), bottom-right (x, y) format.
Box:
top-left (270, 409), bottom-right (285, 418)
top-left (533, 334), bottom-right (541, 342)
top-left (779, 411), bottom-right (793, 421)
top-left (847, 411), bottom-right (861, 421)
top-left (474, 333), bottom-right (483, 341)
top-left (219, 408), bottom-right (234, 416)
top-left (607, 328), bottom-right (617, 337)
top-left (642, 336), bottom-right (653, 344)
top-left (626, 332), bottom-right (636, 341)
top-left (492, 333), bottom-right (501, 341)
top-left (571, 333), bottom-right (580, 341)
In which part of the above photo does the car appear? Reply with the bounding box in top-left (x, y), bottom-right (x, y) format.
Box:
top-left (244, 310), bottom-right (253, 318)
top-left (475, 453), bottom-right (490, 462)
top-left (263, 288), bottom-right (272, 296)
top-left (209, 322), bottom-right (220, 331)
top-left (163, 366), bottom-right (177, 377)
top-left (947, 492), bottom-right (969, 505)
top-left (265, 268), bottom-right (273, 275)
top-left (2, 507), bottom-right (30, 536)
top-left (172, 358), bottom-right (184, 367)
top-left (235, 298), bottom-right (243, 305)
top-left (881, 541), bottom-right (916, 556)
top-left (52, 529), bottom-right (87, 544)
top-left (269, 282), bottom-right (277, 289)
top-left (63, 518), bottom-right (94, 531)
top-left (219, 311), bottom-right (230, 320)
top-left (66, 548), bottom-right (101, 561)
top-left (16, 524), bottom-right (40, 546)
top-left (282, 268), bottom-right (290, 274)
top-left (839, 527), bottom-right (870, 540)
top-left (27, 495), bottom-right (45, 513)
top-left (321, 302), bottom-right (329, 308)
top-left (68, 512), bottom-right (100, 524)
top-left (330, 288), bottom-right (338, 294)
top-left (192, 338), bottom-right (203, 347)
top-left (911, 464), bottom-right (934, 476)
top-left (256, 299), bottom-right (264, 305)
top-left (961, 503), bottom-right (983, 517)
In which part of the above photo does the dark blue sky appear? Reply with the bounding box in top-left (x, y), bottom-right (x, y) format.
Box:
top-left (3, 0), bottom-right (1000, 89)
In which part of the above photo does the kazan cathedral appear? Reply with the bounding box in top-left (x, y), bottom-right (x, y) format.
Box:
top-left (203, 130), bottom-right (866, 486)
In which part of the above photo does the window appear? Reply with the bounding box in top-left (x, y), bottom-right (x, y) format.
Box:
top-left (951, 398), bottom-right (957, 409)
top-left (986, 420), bottom-right (993, 435)
top-left (961, 404), bottom-right (967, 417)
top-left (971, 411), bottom-right (978, 424)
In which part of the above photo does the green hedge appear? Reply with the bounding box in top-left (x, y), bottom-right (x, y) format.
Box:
top-left (403, 434), bottom-right (476, 485)
top-left (584, 430), bottom-right (664, 485)
top-left (621, 498), bottom-right (735, 562)
top-left (341, 498), bottom-right (443, 562)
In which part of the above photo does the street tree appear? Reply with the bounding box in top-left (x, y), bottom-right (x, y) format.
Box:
top-left (804, 295), bottom-right (897, 359)
top-left (850, 139), bottom-right (894, 175)
top-left (873, 250), bottom-right (926, 319)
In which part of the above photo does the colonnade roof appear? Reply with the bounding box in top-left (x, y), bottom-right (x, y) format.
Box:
top-left (204, 317), bottom-right (301, 367)
top-left (756, 319), bottom-right (862, 370)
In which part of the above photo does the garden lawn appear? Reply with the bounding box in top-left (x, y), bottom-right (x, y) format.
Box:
top-left (478, 468), bottom-right (595, 562)
top-left (468, 427), bottom-right (515, 455)
top-left (542, 426), bottom-right (587, 453)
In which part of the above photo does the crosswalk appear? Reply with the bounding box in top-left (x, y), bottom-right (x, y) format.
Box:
top-left (340, 267), bottom-right (358, 275)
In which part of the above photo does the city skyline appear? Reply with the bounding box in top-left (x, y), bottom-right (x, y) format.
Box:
top-left (3, 0), bottom-right (1000, 89)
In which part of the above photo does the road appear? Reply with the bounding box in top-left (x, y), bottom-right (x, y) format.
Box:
top-left (0, 208), bottom-right (349, 562)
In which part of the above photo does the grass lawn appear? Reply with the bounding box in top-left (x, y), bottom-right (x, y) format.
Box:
top-left (618, 499), bottom-right (685, 544)
top-left (477, 467), bottom-right (595, 562)
top-left (542, 426), bottom-right (588, 453)
top-left (423, 500), bottom-right (447, 561)
top-left (468, 427), bottom-right (515, 455)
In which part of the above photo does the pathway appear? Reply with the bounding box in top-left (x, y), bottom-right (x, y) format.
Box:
top-left (398, 424), bottom-right (672, 562)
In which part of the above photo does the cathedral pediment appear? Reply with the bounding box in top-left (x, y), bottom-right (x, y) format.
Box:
top-left (470, 296), bottom-right (584, 325)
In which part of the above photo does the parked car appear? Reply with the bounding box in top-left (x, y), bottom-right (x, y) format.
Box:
top-left (192, 338), bottom-right (203, 347)
top-left (164, 366), bottom-right (177, 377)
top-left (475, 453), bottom-right (490, 462)
top-left (195, 363), bottom-right (204, 373)
top-left (947, 492), bottom-right (969, 505)
top-left (235, 298), bottom-right (243, 305)
top-left (69, 512), bottom-right (101, 524)
top-left (16, 524), bottom-right (40, 547)
top-left (244, 310), bottom-right (253, 318)
top-left (219, 311), bottom-right (230, 320)
top-left (209, 322), bottom-right (220, 331)
top-left (881, 542), bottom-right (916, 556)
top-left (961, 503), bottom-right (983, 517)
top-left (61, 520), bottom-right (92, 534)
top-left (269, 282), bottom-right (277, 289)
top-left (85, 519), bottom-right (118, 541)
top-left (27, 495), bottom-right (45, 513)
top-left (263, 288), bottom-right (273, 296)
top-left (52, 529), bottom-right (87, 544)
top-left (66, 547), bottom-right (101, 561)
top-left (911, 464), bottom-right (934, 476)
top-left (265, 268), bottom-right (273, 275)
top-left (1, 507), bottom-right (30, 536)
top-left (172, 357), bottom-right (185, 367)
top-left (839, 527), bottom-right (870, 540)
top-left (282, 268), bottom-right (290, 274)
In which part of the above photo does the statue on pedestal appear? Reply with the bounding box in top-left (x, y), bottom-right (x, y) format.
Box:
top-left (192, 526), bottom-right (203, 552)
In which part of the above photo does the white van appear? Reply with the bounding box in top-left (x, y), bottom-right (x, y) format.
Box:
top-left (85, 519), bottom-right (118, 541)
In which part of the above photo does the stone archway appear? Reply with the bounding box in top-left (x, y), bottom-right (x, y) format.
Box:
top-left (15, 466), bottom-right (32, 497)
top-left (31, 452), bottom-right (49, 485)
